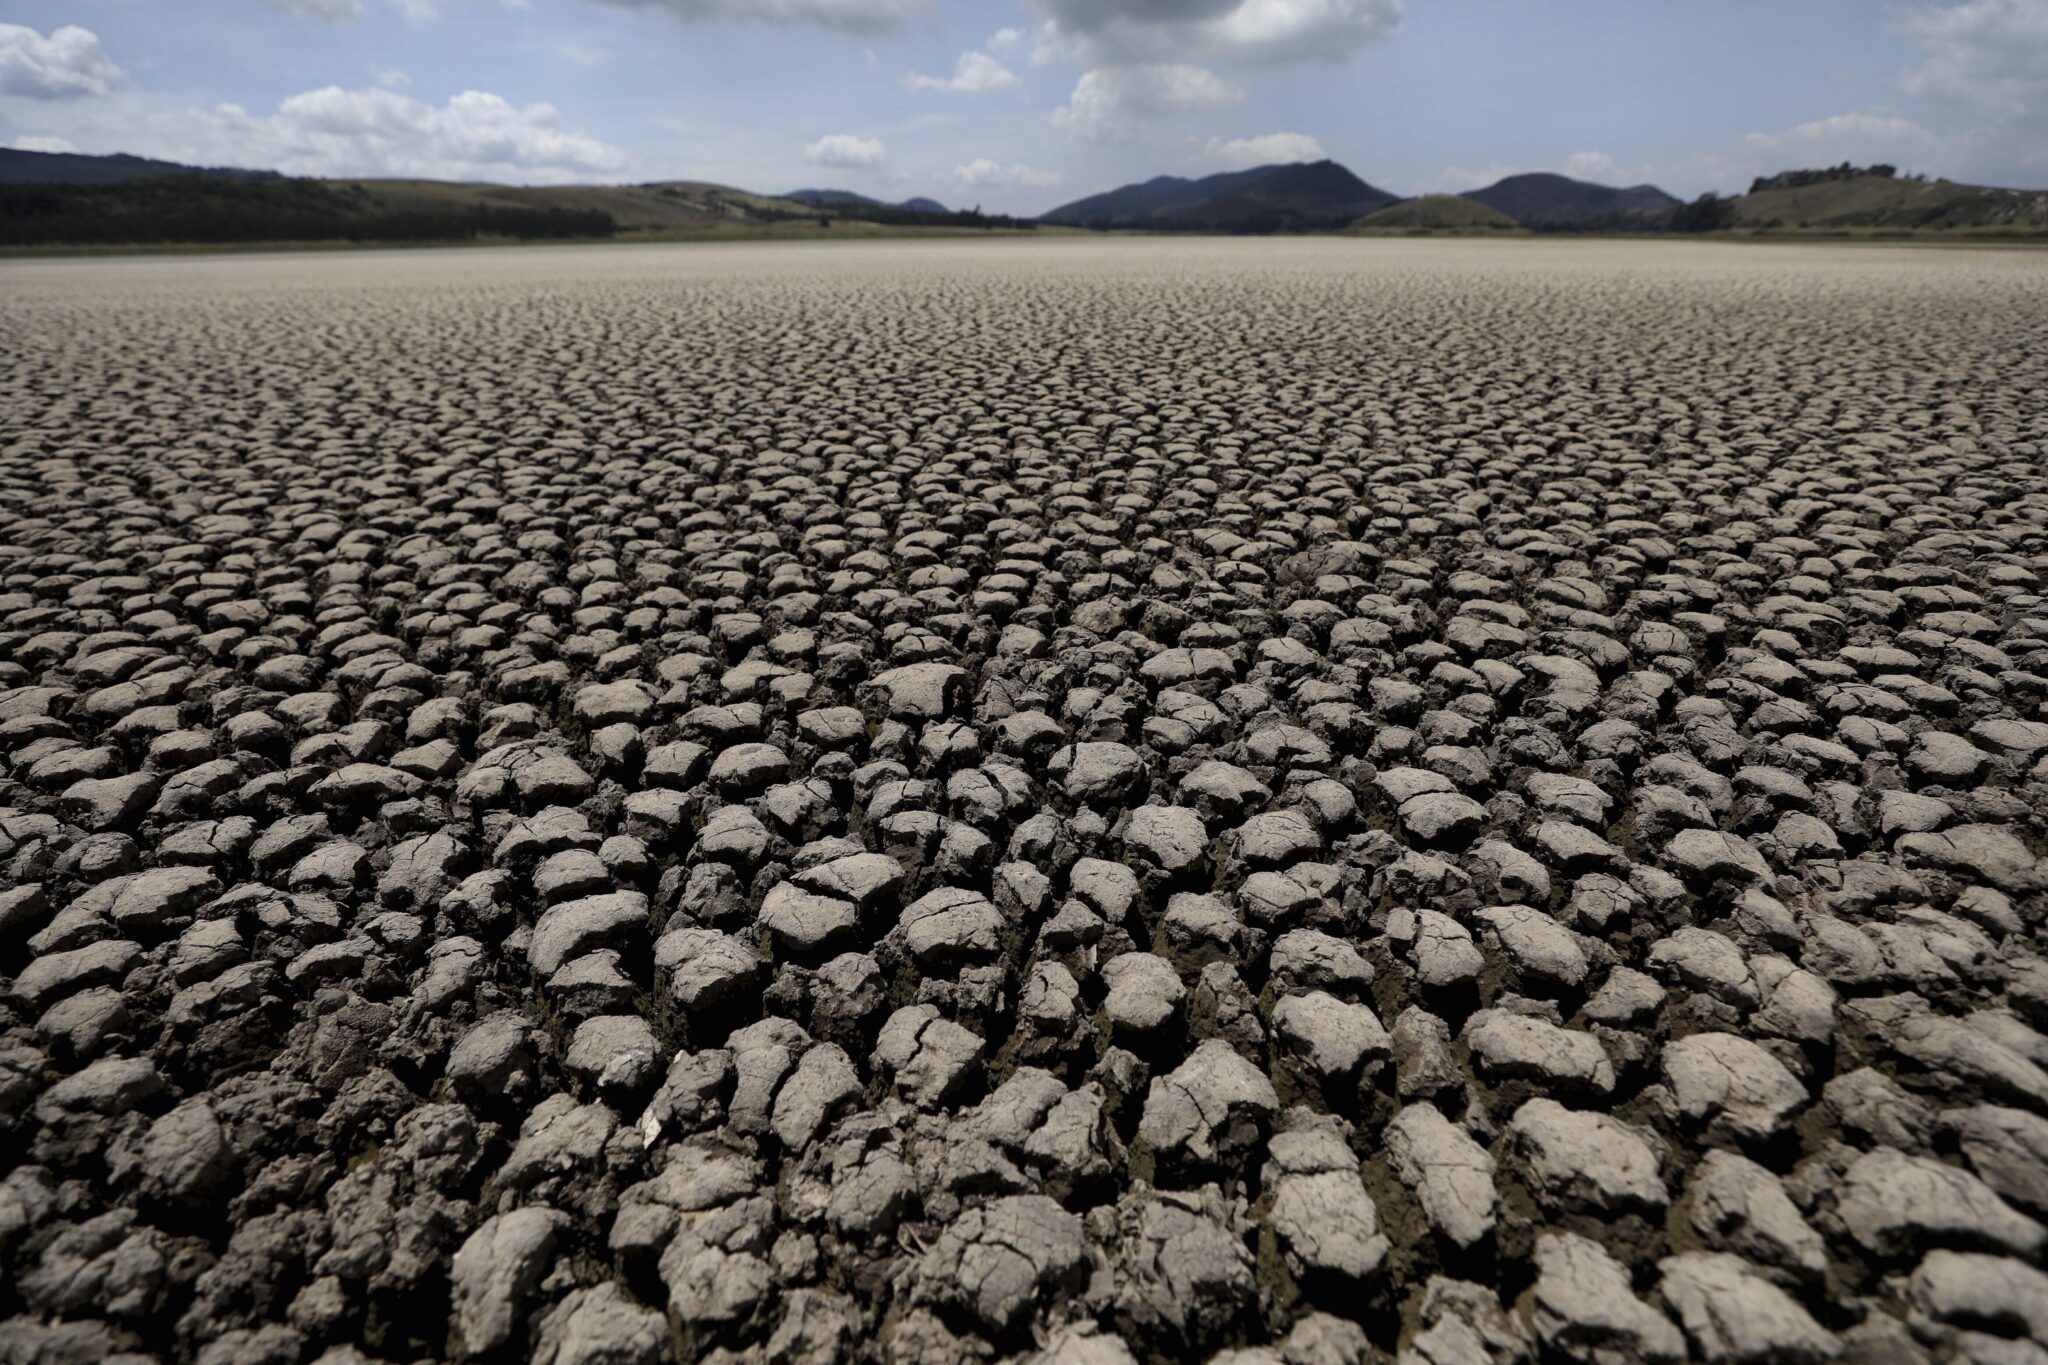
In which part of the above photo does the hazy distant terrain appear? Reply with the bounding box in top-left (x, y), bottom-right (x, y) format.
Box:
top-left (5, 148), bottom-right (2047, 248)
top-left (786, 189), bottom-right (951, 214)
top-left (4, 237), bottom-right (2048, 1364)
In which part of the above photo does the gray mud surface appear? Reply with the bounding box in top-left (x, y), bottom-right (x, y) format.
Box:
top-left (3, 237), bottom-right (2048, 1363)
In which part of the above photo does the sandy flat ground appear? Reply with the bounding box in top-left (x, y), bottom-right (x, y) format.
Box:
top-left (6, 230), bottom-right (2048, 287)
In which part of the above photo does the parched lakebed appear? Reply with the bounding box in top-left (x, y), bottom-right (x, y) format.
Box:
top-left (4, 237), bottom-right (2048, 1363)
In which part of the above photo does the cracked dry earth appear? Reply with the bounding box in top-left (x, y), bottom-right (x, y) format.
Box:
top-left (3, 238), bottom-right (2048, 1365)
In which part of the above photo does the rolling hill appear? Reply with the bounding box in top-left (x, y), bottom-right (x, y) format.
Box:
top-left (1730, 173), bottom-right (2048, 231)
top-left (11, 144), bottom-right (2043, 246)
top-left (319, 178), bottom-right (826, 231)
top-left (2, 168), bottom-right (1038, 247)
top-left (0, 149), bottom-right (829, 234)
top-left (0, 176), bottom-right (617, 247)
top-left (333, 180), bottom-right (1033, 232)
top-left (1352, 194), bottom-right (1518, 231)
top-left (1041, 160), bottom-right (1400, 232)
top-left (0, 147), bottom-right (277, 185)
top-left (1460, 172), bottom-right (1679, 228)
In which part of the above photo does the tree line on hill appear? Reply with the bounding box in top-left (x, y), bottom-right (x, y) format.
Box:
top-left (0, 176), bottom-right (615, 247)
top-left (1747, 163), bottom-right (1926, 194)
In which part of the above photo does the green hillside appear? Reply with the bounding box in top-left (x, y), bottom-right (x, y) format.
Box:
top-left (1732, 174), bottom-right (2048, 231)
top-left (0, 176), bottom-right (615, 247)
top-left (317, 178), bottom-right (824, 231)
top-left (2, 169), bottom-right (1050, 251)
top-left (1349, 194), bottom-right (1519, 230)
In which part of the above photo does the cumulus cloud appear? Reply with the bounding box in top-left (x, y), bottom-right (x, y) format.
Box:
top-left (104, 86), bottom-right (633, 182)
top-left (1052, 63), bottom-right (1242, 141)
top-left (804, 132), bottom-right (885, 167)
top-left (0, 24), bottom-right (122, 99)
top-left (1898, 0), bottom-right (2048, 116)
top-left (946, 157), bottom-right (1060, 187)
top-left (259, 0), bottom-right (368, 19)
top-left (1031, 0), bottom-right (1404, 66)
top-left (903, 51), bottom-right (1021, 94)
top-left (585, 0), bottom-right (927, 35)
top-left (1564, 150), bottom-right (1617, 181)
top-left (987, 27), bottom-right (1025, 51)
top-left (1203, 130), bottom-right (1324, 167)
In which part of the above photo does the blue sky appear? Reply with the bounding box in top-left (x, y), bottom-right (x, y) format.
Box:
top-left (3, 0), bottom-right (2044, 212)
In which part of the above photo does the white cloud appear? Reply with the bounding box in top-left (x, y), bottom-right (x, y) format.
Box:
top-left (1203, 130), bottom-right (1324, 167)
top-left (1564, 150), bottom-right (1616, 181)
top-left (1899, 0), bottom-right (2048, 116)
top-left (260, 0), bottom-right (367, 18)
top-left (804, 132), bottom-right (885, 167)
top-left (1427, 161), bottom-right (1523, 193)
top-left (987, 27), bottom-right (1025, 50)
top-left (1031, 0), bottom-right (1404, 66)
top-left (280, 87), bottom-right (624, 177)
top-left (84, 86), bottom-right (633, 182)
top-left (946, 157), bottom-right (1060, 187)
top-left (1051, 63), bottom-right (1242, 141)
top-left (585, 0), bottom-right (927, 35)
top-left (376, 68), bottom-right (413, 88)
top-left (262, 0), bottom-right (368, 18)
top-left (12, 134), bottom-right (76, 153)
top-left (0, 24), bottom-right (121, 99)
top-left (390, 0), bottom-right (533, 19)
top-left (903, 51), bottom-right (1021, 94)
top-left (1745, 111), bottom-right (1940, 155)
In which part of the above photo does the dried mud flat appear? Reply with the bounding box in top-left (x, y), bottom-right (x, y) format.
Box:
top-left (3, 237), bottom-right (2048, 1365)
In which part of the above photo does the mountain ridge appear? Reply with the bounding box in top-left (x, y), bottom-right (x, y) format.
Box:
top-left (1458, 172), bottom-right (1681, 228)
top-left (1040, 160), bottom-right (1400, 231)
top-left (0, 146), bottom-right (278, 186)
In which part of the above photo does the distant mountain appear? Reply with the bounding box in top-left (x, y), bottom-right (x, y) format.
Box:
top-left (0, 146), bottom-right (276, 186)
top-left (1731, 172), bottom-right (2048, 232)
top-left (1460, 172), bottom-right (1679, 228)
top-left (1041, 160), bottom-right (1399, 232)
top-left (785, 188), bottom-right (883, 208)
top-left (1352, 194), bottom-right (1517, 231)
top-left (785, 188), bottom-right (949, 214)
